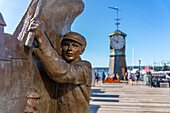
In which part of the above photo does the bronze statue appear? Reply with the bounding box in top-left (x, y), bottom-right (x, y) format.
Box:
top-left (28, 19), bottom-right (92, 112)
top-left (0, 0), bottom-right (92, 113)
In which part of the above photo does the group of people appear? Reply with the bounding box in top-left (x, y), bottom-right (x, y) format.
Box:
top-left (124, 71), bottom-right (141, 85)
top-left (95, 70), bottom-right (141, 85)
top-left (95, 70), bottom-right (120, 84)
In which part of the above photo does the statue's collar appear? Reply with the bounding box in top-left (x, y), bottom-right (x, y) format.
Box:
top-left (70, 56), bottom-right (81, 64)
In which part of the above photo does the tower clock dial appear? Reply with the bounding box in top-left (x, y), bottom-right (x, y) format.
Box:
top-left (110, 35), bottom-right (125, 49)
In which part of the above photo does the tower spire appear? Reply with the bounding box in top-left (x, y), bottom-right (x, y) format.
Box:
top-left (108, 6), bottom-right (121, 30)
top-left (0, 12), bottom-right (6, 26)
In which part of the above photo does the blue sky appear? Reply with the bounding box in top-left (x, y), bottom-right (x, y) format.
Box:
top-left (1, 0), bottom-right (170, 67)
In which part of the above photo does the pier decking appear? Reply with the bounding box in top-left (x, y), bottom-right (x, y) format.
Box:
top-left (90, 82), bottom-right (170, 113)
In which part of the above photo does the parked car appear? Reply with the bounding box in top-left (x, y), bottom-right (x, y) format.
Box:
top-left (152, 75), bottom-right (170, 87)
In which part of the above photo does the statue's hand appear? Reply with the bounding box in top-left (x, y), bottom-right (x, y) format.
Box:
top-left (28, 18), bottom-right (47, 47)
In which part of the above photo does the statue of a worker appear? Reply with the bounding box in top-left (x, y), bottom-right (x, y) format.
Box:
top-left (28, 19), bottom-right (92, 113)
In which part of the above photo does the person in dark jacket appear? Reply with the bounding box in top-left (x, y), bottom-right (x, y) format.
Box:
top-left (95, 70), bottom-right (99, 84)
top-left (124, 73), bottom-right (129, 84)
top-left (102, 72), bottom-right (105, 84)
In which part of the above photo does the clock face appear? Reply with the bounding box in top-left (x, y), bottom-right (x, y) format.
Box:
top-left (110, 35), bottom-right (125, 49)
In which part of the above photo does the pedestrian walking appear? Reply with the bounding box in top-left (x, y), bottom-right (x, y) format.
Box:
top-left (124, 73), bottom-right (129, 84)
top-left (95, 70), bottom-right (99, 84)
top-left (136, 71), bottom-right (140, 85)
top-left (102, 72), bottom-right (105, 84)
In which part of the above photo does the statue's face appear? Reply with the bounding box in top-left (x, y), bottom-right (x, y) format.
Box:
top-left (62, 39), bottom-right (83, 62)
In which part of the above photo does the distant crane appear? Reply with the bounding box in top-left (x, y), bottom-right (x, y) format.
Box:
top-left (108, 6), bottom-right (121, 30)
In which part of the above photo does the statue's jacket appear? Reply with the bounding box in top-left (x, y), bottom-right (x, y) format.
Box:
top-left (33, 42), bottom-right (92, 113)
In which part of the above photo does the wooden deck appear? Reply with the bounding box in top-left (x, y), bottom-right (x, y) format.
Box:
top-left (90, 82), bottom-right (170, 113)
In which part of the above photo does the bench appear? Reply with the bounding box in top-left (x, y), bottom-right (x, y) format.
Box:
top-left (114, 77), bottom-right (120, 83)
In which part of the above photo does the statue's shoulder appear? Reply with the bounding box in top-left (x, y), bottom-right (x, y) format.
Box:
top-left (73, 57), bottom-right (92, 69)
top-left (80, 60), bottom-right (92, 69)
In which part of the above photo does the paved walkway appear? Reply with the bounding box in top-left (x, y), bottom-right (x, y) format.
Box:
top-left (89, 82), bottom-right (170, 113)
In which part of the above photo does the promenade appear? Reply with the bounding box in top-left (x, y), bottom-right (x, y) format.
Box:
top-left (89, 82), bottom-right (170, 113)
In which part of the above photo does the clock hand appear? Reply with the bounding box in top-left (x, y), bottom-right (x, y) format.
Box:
top-left (113, 39), bottom-right (118, 43)
top-left (117, 37), bottom-right (119, 43)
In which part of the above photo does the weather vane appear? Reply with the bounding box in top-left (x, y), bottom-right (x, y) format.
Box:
top-left (108, 6), bottom-right (121, 30)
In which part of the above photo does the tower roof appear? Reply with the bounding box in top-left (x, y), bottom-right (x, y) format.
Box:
top-left (109, 30), bottom-right (126, 37)
top-left (0, 13), bottom-right (6, 26)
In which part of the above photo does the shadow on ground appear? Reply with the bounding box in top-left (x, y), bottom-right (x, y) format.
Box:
top-left (90, 88), bottom-right (120, 112)
top-left (90, 88), bottom-right (119, 99)
top-left (91, 89), bottom-right (105, 94)
top-left (89, 105), bottom-right (100, 113)
top-left (91, 94), bottom-right (119, 103)
top-left (91, 94), bottom-right (119, 98)
top-left (92, 99), bottom-right (119, 102)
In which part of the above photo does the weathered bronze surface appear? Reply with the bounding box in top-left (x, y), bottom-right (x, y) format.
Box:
top-left (32, 28), bottom-right (92, 112)
top-left (0, 0), bottom-right (92, 113)
top-left (0, 33), bottom-right (31, 113)
top-left (13, 0), bottom-right (85, 55)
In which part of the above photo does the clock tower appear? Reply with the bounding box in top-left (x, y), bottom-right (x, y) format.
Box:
top-left (108, 30), bottom-right (127, 79)
top-left (108, 6), bottom-right (127, 79)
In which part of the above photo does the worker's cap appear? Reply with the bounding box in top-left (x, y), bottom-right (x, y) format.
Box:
top-left (62, 32), bottom-right (87, 48)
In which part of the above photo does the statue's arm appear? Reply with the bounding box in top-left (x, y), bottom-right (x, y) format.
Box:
top-left (34, 43), bottom-right (91, 85)
top-left (29, 19), bottom-right (92, 85)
